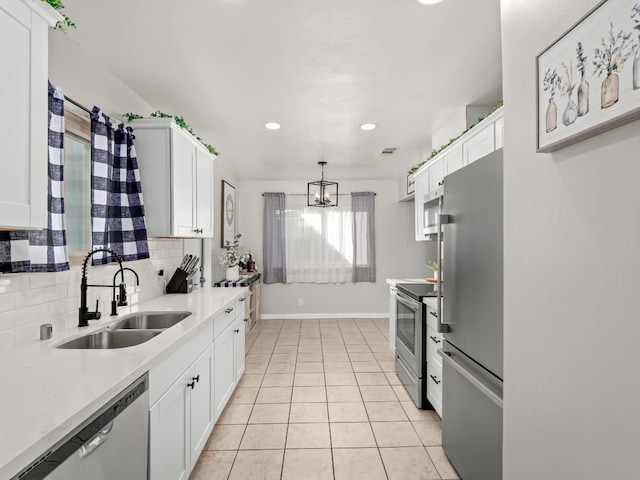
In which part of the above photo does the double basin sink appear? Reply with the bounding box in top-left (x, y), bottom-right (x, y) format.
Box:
top-left (57, 311), bottom-right (192, 350)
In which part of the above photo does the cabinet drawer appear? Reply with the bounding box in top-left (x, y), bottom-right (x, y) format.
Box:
top-left (426, 363), bottom-right (443, 417)
top-left (426, 326), bottom-right (443, 370)
top-left (214, 303), bottom-right (237, 339)
top-left (150, 321), bottom-right (213, 405)
top-left (235, 299), bottom-right (246, 321)
top-left (426, 306), bottom-right (440, 331)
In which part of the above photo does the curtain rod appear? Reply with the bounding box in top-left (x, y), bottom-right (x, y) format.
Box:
top-left (261, 193), bottom-right (376, 196)
top-left (64, 95), bottom-right (92, 115)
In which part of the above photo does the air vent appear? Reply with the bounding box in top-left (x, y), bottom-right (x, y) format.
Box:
top-left (381, 147), bottom-right (397, 155)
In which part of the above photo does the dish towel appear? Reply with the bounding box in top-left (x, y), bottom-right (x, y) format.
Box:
top-left (90, 107), bottom-right (149, 265)
top-left (0, 82), bottom-right (70, 273)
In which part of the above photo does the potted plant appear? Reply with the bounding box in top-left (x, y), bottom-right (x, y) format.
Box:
top-left (427, 261), bottom-right (441, 280)
top-left (220, 233), bottom-right (242, 281)
top-left (543, 68), bottom-right (562, 132)
top-left (592, 23), bottom-right (636, 108)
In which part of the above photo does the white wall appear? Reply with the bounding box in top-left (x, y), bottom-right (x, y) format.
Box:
top-left (502, 1), bottom-right (640, 478)
top-left (238, 179), bottom-right (434, 316)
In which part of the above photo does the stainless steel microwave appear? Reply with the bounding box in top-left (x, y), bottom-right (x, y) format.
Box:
top-left (423, 187), bottom-right (443, 235)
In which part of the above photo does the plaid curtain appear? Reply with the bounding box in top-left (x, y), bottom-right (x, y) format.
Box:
top-left (0, 83), bottom-right (70, 273)
top-left (90, 107), bottom-right (149, 265)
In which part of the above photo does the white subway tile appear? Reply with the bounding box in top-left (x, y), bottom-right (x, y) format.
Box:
top-left (0, 308), bottom-right (32, 331)
top-left (0, 274), bottom-right (30, 293)
top-left (30, 272), bottom-right (57, 288)
top-left (0, 330), bottom-right (14, 350)
top-left (0, 293), bottom-right (15, 313)
top-left (15, 288), bottom-right (44, 309)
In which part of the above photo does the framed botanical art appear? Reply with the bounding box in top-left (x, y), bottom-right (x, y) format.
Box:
top-left (536, 0), bottom-right (640, 152)
top-left (221, 180), bottom-right (236, 247)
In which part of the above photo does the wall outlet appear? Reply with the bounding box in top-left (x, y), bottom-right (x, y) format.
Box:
top-left (298, 298), bottom-right (304, 306)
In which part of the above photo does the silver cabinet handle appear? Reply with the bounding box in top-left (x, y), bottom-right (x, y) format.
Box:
top-left (78, 421), bottom-right (113, 459)
top-left (429, 374), bottom-right (441, 385)
top-left (429, 335), bottom-right (441, 344)
top-left (225, 307), bottom-right (234, 314)
top-left (429, 311), bottom-right (437, 318)
top-left (239, 297), bottom-right (246, 301)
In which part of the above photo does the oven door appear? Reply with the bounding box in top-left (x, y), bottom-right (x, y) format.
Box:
top-left (395, 292), bottom-right (422, 377)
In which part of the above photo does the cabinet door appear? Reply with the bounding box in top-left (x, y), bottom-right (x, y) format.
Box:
top-left (0, 2), bottom-right (48, 229)
top-left (234, 317), bottom-right (246, 380)
top-left (189, 346), bottom-right (214, 468)
top-left (463, 122), bottom-right (496, 166)
top-left (149, 373), bottom-right (189, 480)
top-left (443, 144), bottom-right (463, 177)
top-left (389, 288), bottom-right (397, 353)
top-left (214, 324), bottom-right (236, 419)
top-left (413, 169), bottom-right (429, 241)
top-left (172, 129), bottom-right (197, 236)
top-left (195, 148), bottom-right (214, 237)
top-left (495, 116), bottom-right (504, 149)
top-left (428, 158), bottom-right (444, 192)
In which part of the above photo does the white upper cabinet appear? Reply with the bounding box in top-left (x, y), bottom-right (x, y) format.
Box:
top-left (132, 118), bottom-right (216, 238)
top-left (413, 107), bottom-right (503, 241)
top-left (0, 0), bottom-right (61, 229)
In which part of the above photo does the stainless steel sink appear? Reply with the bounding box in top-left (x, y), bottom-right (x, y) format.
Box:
top-left (109, 311), bottom-right (192, 330)
top-left (57, 330), bottom-right (161, 349)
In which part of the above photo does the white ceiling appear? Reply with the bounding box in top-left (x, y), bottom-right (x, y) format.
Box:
top-left (61, 0), bottom-right (503, 181)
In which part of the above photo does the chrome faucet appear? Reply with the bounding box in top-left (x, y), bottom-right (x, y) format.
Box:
top-left (79, 248), bottom-right (138, 327)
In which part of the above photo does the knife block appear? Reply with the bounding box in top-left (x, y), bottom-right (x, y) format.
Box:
top-left (166, 268), bottom-right (193, 294)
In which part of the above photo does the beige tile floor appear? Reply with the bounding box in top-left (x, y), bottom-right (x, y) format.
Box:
top-left (190, 318), bottom-right (459, 480)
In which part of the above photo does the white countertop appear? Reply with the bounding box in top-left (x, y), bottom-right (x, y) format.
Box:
top-left (0, 287), bottom-right (247, 479)
top-left (386, 278), bottom-right (429, 287)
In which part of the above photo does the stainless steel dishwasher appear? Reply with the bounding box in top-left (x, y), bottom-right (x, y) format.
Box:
top-left (14, 373), bottom-right (149, 480)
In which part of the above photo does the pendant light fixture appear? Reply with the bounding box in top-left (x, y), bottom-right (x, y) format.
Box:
top-left (307, 161), bottom-right (338, 207)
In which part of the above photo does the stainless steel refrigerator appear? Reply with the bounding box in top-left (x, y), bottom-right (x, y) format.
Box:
top-left (440, 148), bottom-right (503, 480)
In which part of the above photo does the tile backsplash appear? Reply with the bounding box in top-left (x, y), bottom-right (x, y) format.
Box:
top-left (0, 238), bottom-right (184, 350)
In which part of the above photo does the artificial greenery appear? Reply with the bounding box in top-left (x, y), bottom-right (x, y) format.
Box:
top-left (408, 100), bottom-right (504, 175)
top-left (41, 0), bottom-right (75, 30)
top-left (123, 111), bottom-right (219, 156)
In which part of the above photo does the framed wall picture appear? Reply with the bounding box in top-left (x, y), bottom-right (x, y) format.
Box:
top-left (221, 180), bottom-right (236, 247)
top-left (536, 0), bottom-right (640, 153)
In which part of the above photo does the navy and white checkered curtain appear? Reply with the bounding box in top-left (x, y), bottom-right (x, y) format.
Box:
top-left (0, 83), bottom-right (70, 273)
top-left (90, 107), bottom-right (149, 265)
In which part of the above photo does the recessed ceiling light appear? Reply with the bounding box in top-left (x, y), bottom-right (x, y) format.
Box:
top-left (417, 0), bottom-right (443, 4)
top-left (264, 122), bottom-right (281, 130)
top-left (360, 123), bottom-right (377, 131)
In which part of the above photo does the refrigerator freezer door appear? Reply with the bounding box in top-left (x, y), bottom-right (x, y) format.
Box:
top-left (442, 148), bottom-right (503, 379)
top-left (440, 341), bottom-right (502, 480)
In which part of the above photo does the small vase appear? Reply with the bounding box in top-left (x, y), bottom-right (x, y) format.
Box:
top-left (633, 36), bottom-right (640, 90)
top-left (545, 98), bottom-right (557, 133)
top-left (562, 93), bottom-right (578, 126)
top-left (225, 266), bottom-right (240, 282)
top-left (577, 72), bottom-right (589, 117)
top-left (601, 73), bottom-right (619, 109)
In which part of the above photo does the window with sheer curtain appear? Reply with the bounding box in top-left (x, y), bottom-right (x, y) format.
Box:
top-left (262, 192), bottom-right (376, 284)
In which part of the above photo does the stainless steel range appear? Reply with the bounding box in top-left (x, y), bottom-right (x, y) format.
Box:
top-left (395, 282), bottom-right (438, 409)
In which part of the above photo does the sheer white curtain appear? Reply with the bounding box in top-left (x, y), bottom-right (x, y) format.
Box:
top-left (285, 195), bottom-right (353, 283)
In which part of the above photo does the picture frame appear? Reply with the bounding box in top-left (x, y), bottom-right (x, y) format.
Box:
top-left (221, 180), bottom-right (236, 248)
top-left (536, 0), bottom-right (640, 153)
top-left (407, 174), bottom-right (415, 195)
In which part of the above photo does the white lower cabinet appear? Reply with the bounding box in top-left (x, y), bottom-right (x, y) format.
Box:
top-left (149, 374), bottom-right (189, 480)
top-left (426, 306), bottom-right (443, 418)
top-left (214, 321), bottom-right (236, 419)
top-left (149, 315), bottom-right (216, 480)
top-left (214, 301), bottom-right (246, 420)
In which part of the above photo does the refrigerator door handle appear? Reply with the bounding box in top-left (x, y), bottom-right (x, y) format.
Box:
top-left (438, 348), bottom-right (503, 409)
top-left (436, 206), bottom-right (450, 333)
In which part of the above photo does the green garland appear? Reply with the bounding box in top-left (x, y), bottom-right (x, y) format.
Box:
top-left (123, 111), bottom-right (220, 156)
top-left (408, 100), bottom-right (503, 175)
top-left (41, 0), bottom-right (75, 30)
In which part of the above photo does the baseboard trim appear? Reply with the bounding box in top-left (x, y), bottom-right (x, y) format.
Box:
top-left (260, 313), bottom-right (389, 320)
